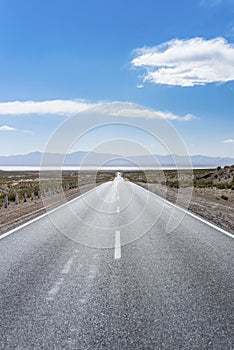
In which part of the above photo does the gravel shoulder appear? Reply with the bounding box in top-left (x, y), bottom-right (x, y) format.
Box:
top-left (1, 173), bottom-right (233, 236)
top-left (138, 182), bottom-right (234, 234)
top-left (0, 184), bottom-right (95, 235)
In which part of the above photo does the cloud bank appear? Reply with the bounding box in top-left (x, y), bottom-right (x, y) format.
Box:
top-left (132, 37), bottom-right (234, 87)
top-left (0, 100), bottom-right (93, 115)
top-left (95, 103), bottom-right (197, 121)
top-left (0, 100), bottom-right (196, 121)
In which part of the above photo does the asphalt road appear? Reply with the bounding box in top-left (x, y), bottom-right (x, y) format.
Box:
top-left (0, 174), bottom-right (233, 349)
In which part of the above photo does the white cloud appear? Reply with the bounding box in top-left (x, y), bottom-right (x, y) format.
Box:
top-left (223, 138), bottom-right (234, 143)
top-left (0, 99), bottom-right (93, 115)
top-left (0, 125), bottom-right (32, 134)
top-left (94, 102), bottom-right (197, 121)
top-left (0, 100), bottom-right (196, 121)
top-left (0, 125), bottom-right (16, 131)
top-left (131, 37), bottom-right (234, 87)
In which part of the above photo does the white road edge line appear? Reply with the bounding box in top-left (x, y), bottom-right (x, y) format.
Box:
top-left (131, 182), bottom-right (234, 240)
top-left (2, 178), bottom-right (233, 242)
top-left (117, 206), bottom-right (120, 213)
top-left (0, 184), bottom-right (104, 241)
top-left (114, 230), bottom-right (121, 260)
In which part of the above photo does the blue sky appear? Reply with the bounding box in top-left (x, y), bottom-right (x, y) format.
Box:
top-left (0, 0), bottom-right (234, 157)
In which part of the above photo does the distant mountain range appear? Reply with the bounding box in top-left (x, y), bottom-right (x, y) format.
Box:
top-left (0, 151), bottom-right (233, 168)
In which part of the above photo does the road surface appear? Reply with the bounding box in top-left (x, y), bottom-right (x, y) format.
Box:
top-left (0, 174), bottom-right (233, 349)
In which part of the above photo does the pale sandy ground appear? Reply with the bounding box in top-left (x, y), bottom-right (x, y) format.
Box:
top-left (138, 182), bottom-right (234, 234)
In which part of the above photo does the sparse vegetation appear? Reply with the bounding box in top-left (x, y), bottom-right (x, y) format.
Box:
top-left (0, 170), bottom-right (115, 208)
top-left (123, 166), bottom-right (234, 233)
top-left (0, 167), bottom-right (233, 234)
top-left (123, 165), bottom-right (234, 190)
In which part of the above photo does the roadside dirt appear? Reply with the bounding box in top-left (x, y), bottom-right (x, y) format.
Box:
top-left (0, 184), bottom-right (95, 234)
top-left (138, 182), bottom-right (234, 234)
top-left (1, 179), bottom-right (233, 236)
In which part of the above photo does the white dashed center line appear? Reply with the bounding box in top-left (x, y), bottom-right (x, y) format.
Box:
top-left (114, 230), bottom-right (121, 260)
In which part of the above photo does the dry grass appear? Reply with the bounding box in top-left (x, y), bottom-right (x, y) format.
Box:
top-left (0, 170), bottom-right (115, 207)
top-left (0, 168), bottom-right (233, 234)
top-left (123, 167), bottom-right (234, 233)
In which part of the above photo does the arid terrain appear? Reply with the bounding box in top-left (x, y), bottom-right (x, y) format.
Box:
top-left (0, 166), bottom-right (233, 234)
top-left (124, 166), bottom-right (234, 233)
top-left (0, 170), bottom-right (115, 233)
